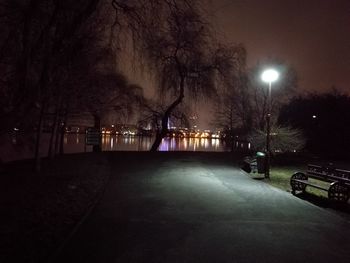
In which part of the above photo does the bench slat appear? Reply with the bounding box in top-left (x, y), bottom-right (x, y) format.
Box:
top-left (307, 172), bottom-right (350, 184)
top-left (334, 169), bottom-right (350, 180)
top-left (335, 168), bottom-right (350, 174)
top-left (326, 174), bottom-right (350, 183)
top-left (306, 172), bottom-right (333, 182)
top-left (306, 167), bottom-right (350, 184)
top-left (292, 179), bottom-right (329, 191)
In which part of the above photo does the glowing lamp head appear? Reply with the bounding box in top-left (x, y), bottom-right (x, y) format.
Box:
top-left (261, 69), bottom-right (279, 83)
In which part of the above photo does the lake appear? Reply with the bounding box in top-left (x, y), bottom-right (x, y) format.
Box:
top-left (1, 134), bottom-right (236, 162)
top-left (66, 134), bottom-right (229, 152)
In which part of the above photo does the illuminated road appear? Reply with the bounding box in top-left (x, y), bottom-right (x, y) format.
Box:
top-left (52, 152), bottom-right (350, 263)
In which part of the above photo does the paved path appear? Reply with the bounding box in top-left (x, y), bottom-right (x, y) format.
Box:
top-left (52, 153), bottom-right (350, 263)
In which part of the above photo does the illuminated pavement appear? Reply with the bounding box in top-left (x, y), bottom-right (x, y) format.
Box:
top-left (52, 152), bottom-right (350, 263)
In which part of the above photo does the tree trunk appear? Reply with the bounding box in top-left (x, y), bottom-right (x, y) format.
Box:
top-left (54, 118), bottom-right (61, 156)
top-left (54, 108), bottom-right (64, 156)
top-left (230, 107), bottom-right (234, 152)
top-left (48, 109), bottom-right (59, 158)
top-left (53, 102), bottom-right (64, 156)
top-left (59, 111), bottom-right (68, 155)
top-left (150, 77), bottom-right (185, 152)
top-left (93, 114), bottom-right (102, 152)
top-left (34, 106), bottom-right (45, 173)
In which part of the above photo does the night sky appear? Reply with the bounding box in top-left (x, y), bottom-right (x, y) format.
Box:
top-left (124, 0), bottom-right (350, 128)
top-left (209, 0), bottom-right (350, 93)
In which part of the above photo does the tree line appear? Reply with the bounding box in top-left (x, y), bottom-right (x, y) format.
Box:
top-left (279, 90), bottom-right (350, 158)
top-left (212, 58), bottom-right (350, 159)
top-left (0, 0), bottom-right (247, 170)
top-left (1, 0), bottom-right (345, 168)
top-left (0, 0), bottom-right (146, 170)
top-left (212, 57), bottom-right (300, 151)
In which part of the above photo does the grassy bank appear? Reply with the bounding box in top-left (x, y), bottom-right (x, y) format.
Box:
top-left (266, 164), bottom-right (350, 222)
top-left (268, 165), bottom-right (329, 198)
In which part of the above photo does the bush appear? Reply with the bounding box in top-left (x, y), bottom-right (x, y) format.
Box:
top-left (248, 125), bottom-right (305, 154)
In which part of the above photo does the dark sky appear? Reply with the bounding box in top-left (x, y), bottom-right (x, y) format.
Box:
top-left (208, 0), bottom-right (350, 93)
top-left (126, 0), bottom-right (350, 128)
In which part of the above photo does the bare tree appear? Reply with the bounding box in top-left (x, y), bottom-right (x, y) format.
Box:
top-left (212, 44), bottom-right (251, 149)
top-left (113, 0), bottom-right (241, 151)
top-left (0, 0), bottom-right (119, 169)
top-left (138, 97), bottom-right (191, 135)
top-left (213, 56), bottom-right (298, 149)
top-left (248, 125), bottom-right (305, 154)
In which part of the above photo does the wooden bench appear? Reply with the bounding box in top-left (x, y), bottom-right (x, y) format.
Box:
top-left (290, 164), bottom-right (350, 203)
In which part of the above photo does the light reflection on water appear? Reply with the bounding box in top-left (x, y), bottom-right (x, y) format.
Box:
top-left (158, 137), bottom-right (224, 152)
top-left (65, 134), bottom-right (228, 152)
top-left (0, 134), bottom-right (244, 162)
top-left (1, 134), bottom-right (230, 162)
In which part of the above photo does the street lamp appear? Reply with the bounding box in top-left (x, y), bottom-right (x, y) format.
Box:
top-left (261, 68), bottom-right (279, 178)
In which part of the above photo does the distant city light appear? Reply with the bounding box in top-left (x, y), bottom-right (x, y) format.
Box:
top-left (211, 133), bottom-right (220, 139)
top-left (312, 115), bottom-right (317, 119)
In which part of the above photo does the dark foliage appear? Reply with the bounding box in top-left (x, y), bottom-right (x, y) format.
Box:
top-left (278, 91), bottom-right (350, 158)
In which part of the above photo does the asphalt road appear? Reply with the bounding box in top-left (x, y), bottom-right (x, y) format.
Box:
top-left (51, 153), bottom-right (350, 263)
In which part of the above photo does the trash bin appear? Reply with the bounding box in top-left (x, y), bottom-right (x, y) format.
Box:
top-left (256, 152), bottom-right (266, 174)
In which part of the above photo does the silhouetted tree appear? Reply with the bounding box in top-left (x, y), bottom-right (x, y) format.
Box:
top-left (138, 98), bottom-right (191, 135)
top-left (0, 0), bottom-right (104, 170)
top-left (212, 57), bottom-right (297, 151)
top-left (211, 44), bottom-right (250, 150)
top-left (113, 0), bottom-right (241, 151)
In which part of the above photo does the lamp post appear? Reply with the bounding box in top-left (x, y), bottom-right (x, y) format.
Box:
top-left (261, 69), bottom-right (279, 178)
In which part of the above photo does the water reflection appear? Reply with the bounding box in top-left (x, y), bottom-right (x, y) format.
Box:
top-left (64, 134), bottom-right (227, 152)
top-left (100, 135), bottom-right (150, 151)
top-left (0, 133), bottom-right (238, 162)
top-left (158, 137), bottom-right (224, 152)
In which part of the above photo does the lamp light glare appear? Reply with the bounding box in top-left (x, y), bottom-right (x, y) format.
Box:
top-left (261, 69), bottom-right (279, 83)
